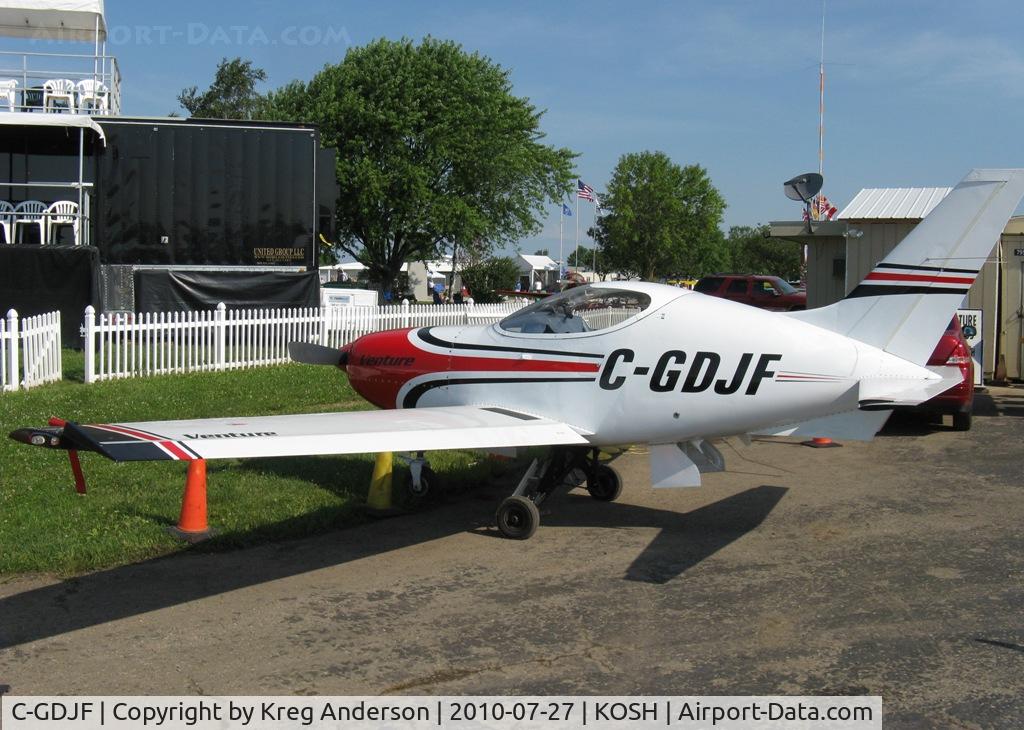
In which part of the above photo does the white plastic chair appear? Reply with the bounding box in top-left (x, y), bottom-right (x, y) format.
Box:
top-left (43, 79), bottom-right (76, 113)
top-left (76, 79), bottom-right (109, 114)
top-left (45, 200), bottom-right (80, 245)
top-left (0, 201), bottom-right (14, 243)
top-left (12, 200), bottom-right (47, 243)
top-left (0, 79), bottom-right (17, 112)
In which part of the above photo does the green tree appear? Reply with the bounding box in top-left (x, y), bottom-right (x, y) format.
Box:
top-left (459, 257), bottom-right (521, 303)
top-left (566, 244), bottom-right (605, 272)
top-left (727, 225), bottom-right (802, 280)
top-left (567, 245), bottom-right (590, 267)
top-left (590, 152), bottom-right (726, 280)
top-left (262, 37), bottom-right (576, 293)
top-left (178, 57), bottom-right (267, 119)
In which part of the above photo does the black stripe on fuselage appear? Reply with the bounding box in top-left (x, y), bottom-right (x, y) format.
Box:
top-left (416, 327), bottom-right (604, 359)
top-left (847, 284), bottom-right (970, 299)
top-left (402, 376), bottom-right (597, 409)
top-left (874, 262), bottom-right (979, 275)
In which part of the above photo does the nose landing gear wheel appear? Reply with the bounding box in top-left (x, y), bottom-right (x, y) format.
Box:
top-left (496, 495), bottom-right (540, 540)
top-left (586, 463), bottom-right (622, 502)
top-left (402, 465), bottom-right (438, 509)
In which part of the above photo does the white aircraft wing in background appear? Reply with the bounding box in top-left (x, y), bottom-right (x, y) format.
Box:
top-left (11, 407), bottom-right (590, 462)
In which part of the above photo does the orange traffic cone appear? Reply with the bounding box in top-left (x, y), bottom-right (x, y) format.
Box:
top-left (802, 436), bottom-right (842, 448)
top-left (168, 459), bottom-right (214, 542)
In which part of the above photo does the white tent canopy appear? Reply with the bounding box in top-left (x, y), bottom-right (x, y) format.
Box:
top-left (0, 110), bottom-right (105, 142)
top-left (0, 0), bottom-right (105, 42)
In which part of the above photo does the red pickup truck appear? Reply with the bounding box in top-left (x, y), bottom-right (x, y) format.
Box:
top-left (694, 274), bottom-right (806, 311)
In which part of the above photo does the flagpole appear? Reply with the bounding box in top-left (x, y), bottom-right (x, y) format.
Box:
top-left (574, 189), bottom-right (580, 274)
top-left (559, 204), bottom-right (564, 279)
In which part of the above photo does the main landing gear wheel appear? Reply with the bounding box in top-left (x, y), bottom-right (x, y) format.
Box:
top-left (586, 463), bottom-right (622, 502)
top-left (493, 446), bottom-right (624, 539)
top-left (952, 411), bottom-right (972, 431)
top-left (495, 496), bottom-right (539, 540)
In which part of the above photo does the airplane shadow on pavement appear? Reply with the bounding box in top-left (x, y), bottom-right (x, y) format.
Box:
top-left (0, 484), bottom-right (786, 649)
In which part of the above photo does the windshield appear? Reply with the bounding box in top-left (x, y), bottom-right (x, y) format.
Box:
top-left (500, 286), bottom-right (652, 334)
top-left (768, 277), bottom-right (798, 294)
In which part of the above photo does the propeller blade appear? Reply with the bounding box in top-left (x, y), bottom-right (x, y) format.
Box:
top-left (288, 342), bottom-right (346, 367)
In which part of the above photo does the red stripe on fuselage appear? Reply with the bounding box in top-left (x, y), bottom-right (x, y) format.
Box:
top-left (345, 328), bottom-right (601, 409)
top-left (866, 272), bottom-right (975, 285)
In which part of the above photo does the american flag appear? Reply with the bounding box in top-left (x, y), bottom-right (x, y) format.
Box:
top-left (577, 179), bottom-right (595, 202)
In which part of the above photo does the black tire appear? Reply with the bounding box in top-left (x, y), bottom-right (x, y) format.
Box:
top-left (952, 411), bottom-right (972, 431)
top-left (402, 465), bottom-right (438, 508)
top-left (586, 464), bottom-right (623, 502)
top-left (495, 496), bottom-right (539, 540)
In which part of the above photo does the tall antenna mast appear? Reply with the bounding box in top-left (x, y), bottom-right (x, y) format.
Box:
top-left (818, 0), bottom-right (826, 178)
top-left (814, 0), bottom-right (826, 220)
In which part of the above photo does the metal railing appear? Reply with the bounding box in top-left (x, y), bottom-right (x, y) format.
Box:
top-left (0, 51), bottom-right (121, 114)
top-left (0, 184), bottom-right (93, 245)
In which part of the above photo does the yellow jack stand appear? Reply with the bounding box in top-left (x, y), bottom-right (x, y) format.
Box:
top-left (364, 451), bottom-right (401, 517)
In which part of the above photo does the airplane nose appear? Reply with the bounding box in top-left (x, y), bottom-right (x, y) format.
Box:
top-left (343, 329), bottom-right (440, 409)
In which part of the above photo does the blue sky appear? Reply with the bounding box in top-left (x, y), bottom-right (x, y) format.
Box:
top-left (14, 1), bottom-right (1024, 256)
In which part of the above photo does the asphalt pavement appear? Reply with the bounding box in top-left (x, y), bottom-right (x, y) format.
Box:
top-left (2, 387), bottom-right (1023, 727)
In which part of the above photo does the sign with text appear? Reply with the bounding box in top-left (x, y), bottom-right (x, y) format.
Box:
top-left (957, 308), bottom-right (983, 386)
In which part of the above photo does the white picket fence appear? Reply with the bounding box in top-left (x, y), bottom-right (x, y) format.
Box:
top-left (83, 300), bottom-right (529, 383)
top-left (2, 309), bottom-right (63, 392)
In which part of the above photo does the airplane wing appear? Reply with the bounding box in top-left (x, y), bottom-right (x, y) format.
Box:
top-left (10, 406), bottom-right (590, 462)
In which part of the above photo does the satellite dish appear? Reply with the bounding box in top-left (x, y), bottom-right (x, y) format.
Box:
top-left (783, 173), bottom-right (824, 203)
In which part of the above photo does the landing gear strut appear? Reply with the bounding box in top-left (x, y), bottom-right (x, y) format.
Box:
top-left (495, 447), bottom-right (621, 540)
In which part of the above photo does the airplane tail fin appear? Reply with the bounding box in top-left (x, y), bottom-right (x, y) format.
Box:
top-left (788, 169), bottom-right (1024, 364)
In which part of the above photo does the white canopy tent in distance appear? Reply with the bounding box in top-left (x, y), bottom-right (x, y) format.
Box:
top-left (0, 0), bottom-right (106, 44)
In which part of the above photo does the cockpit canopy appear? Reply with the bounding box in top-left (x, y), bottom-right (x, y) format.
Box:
top-left (499, 286), bottom-right (652, 334)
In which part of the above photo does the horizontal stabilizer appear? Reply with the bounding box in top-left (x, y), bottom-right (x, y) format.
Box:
top-left (753, 409), bottom-right (891, 441)
top-left (857, 366), bottom-right (963, 409)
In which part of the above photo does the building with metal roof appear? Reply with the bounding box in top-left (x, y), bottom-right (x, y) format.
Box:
top-left (838, 187), bottom-right (951, 220)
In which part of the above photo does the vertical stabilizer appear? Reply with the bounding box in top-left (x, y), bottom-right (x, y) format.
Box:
top-left (789, 169), bottom-right (1024, 364)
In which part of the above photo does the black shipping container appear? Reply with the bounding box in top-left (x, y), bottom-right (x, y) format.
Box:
top-left (94, 118), bottom-right (335, 269)
top-left (2, 116), bottom-right (338, 327)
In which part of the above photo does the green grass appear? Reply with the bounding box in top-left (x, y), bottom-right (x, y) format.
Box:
top-left (0, 352), bottom-right (512, 576)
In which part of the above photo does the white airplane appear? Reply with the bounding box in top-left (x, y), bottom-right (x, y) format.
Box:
top-left (11, 169), bottom-right (1024, 538)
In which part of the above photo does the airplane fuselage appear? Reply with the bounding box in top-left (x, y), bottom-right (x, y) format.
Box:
top-left (341, 285), bottom-right (933, 446)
